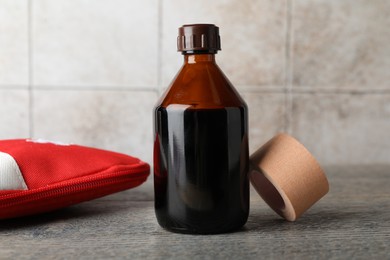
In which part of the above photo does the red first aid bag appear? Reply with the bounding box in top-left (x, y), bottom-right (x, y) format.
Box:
top-left (0, 139), bottom-right (150, 220)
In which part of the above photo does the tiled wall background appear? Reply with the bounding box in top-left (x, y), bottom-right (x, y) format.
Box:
top-left (1, 0), bottom-right (389, 166)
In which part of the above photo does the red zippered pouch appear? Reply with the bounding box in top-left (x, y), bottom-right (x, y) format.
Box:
top-left (0, 139), bottom-right (150, 220)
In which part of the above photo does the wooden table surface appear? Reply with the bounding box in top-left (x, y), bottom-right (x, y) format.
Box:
top-left (0, 165), bottom-right (389, 259)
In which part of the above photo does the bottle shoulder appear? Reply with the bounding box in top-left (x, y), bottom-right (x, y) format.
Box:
top-left (156, 63), bottom-right (247, 109)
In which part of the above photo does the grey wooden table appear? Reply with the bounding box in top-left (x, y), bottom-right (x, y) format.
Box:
top-left (0, 165), bottom-right (389, 259)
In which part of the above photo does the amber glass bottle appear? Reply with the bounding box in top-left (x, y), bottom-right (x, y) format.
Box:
top-left (154, 24), bottom-right (249, 234)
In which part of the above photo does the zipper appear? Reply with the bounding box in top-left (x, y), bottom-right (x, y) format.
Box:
top-left (0, 164), bottom-right (149, 208)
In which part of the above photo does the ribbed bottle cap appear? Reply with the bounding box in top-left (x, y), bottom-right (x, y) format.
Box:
top-left (250, 133), bottom-right (329, 221)
top-left (177, 24), bottom-right (221, 54)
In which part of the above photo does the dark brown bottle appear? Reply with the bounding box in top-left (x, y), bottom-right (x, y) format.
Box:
top-left (154, 24), bottom-right (249, 234)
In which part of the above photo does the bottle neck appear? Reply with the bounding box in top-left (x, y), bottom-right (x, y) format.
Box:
top-left (183, 54), bottom-right (216, 64)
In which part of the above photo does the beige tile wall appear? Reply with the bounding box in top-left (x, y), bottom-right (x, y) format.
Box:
top-left (0, 0), bottom-right (389, 166)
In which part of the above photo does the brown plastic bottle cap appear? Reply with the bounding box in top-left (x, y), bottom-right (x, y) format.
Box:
top-left (249, 133), bottom-right (329, 221)
top-left (177, 24), bottom-right (221, 53)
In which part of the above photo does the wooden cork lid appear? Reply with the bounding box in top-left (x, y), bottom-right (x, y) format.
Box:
top-left (249, 133), bottom-right (329, 221)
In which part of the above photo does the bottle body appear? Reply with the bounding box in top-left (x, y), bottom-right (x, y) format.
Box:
top-left (153, 54), bottom-right (249, 234)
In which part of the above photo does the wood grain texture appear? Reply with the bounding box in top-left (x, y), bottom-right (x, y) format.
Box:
top-left (0, 165), bottom-right (389, 259)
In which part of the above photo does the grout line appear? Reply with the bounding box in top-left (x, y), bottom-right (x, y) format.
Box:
top-left (157, 0), bottom-right (163, 95)
top-left (241, 86), bottom-right (286, 94)
top-left (282, 0), bottom-right (288, 133)
top-left (238, 85), bottom-right (286, 92)
top-left (0, 85), bottom-right (29, 90)
top-left (30, 85), bottom-right (158, 92)
top-left (290, 88), bottom-right (390, 94)
top-left (27, 0), bottom-right (34, 138)
top-left (284, 0), bottom-right (293, 134)
top-left (1, 83), bottom-right (388, 94)
top-left (288, 0), bottom-right (294, 134)
top-left (241, 86), bottom-right (390, 94)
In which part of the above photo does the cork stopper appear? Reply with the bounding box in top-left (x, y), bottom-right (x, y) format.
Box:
top-left (177, 24), bottom-right (221, 54)
top-left (249, 133), bottom-right (329, 221)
